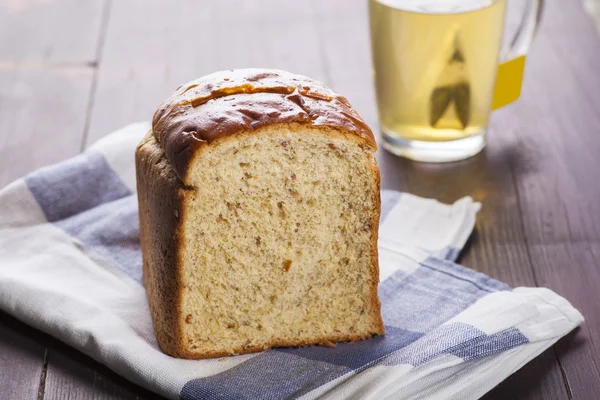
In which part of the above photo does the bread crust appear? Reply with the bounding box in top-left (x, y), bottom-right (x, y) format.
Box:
top-left (368, 159), bottom-right (385, 335)
top-left (136, 132), bottom-right (185, 356)
top-left (151, 68), bottom-right (377, 183)
top-left (175, 331), bottom-right (382, 360)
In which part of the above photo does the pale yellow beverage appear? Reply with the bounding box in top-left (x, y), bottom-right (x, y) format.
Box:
top-left (369, 0), bottom-right (507, 161)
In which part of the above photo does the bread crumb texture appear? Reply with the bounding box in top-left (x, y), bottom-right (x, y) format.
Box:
top-left (178, 125), bottom-right (381, 356)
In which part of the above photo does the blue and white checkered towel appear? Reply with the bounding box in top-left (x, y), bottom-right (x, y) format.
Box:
top-left (0, 123), bottom-right (583, 400)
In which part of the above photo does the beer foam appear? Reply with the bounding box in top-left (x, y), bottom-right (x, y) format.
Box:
top-left (375, 0), bottom-right (497, 14)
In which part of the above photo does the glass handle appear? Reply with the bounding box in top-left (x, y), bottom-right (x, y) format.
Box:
top-left (492, 0), bottom-right (544, 110)
top-left (503, 0), bottom-right (545, 61)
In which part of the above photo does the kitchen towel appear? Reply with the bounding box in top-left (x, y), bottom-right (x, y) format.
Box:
top-left (0, 123), bottom-right (583, 399)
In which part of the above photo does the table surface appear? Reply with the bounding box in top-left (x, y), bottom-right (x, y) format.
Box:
top-left (1, 0), bottom-right (600, 399)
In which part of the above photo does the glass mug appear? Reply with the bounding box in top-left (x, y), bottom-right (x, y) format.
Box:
top-left (369, 0), bottom-right (544, 162)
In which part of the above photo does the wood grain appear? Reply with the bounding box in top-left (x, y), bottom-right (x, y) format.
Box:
top-left (84, 0), bottom-right (331, 146)
top-left (0, 0), bottom-right (106, 63)
top-left (493, 0), bottom-right (600, 397)
top-left (314, 0), bottom-right (379, 130)
top-left (0, 313), bottom-right (163, 400)
top-left (0, 66), bottom-right (94, 186)
top-left (44, 347), bottom-right (163, 400)
top-left (0, 66), bottom-right (94, 398)
top-left (0, 312), bottom-right (46, 400)
top-left (0, 2), bottom-right (107, 399)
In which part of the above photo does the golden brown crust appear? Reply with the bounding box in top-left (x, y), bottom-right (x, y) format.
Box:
top-left (152, 69), bottom-right (376, 182)
top-left (369, 160), bottom-right (385, 334)
top-left (136, 131), bottom-right (185, 356)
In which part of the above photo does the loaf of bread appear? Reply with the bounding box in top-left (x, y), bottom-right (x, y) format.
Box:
top-left (136, 69), bottom-right (384, 359)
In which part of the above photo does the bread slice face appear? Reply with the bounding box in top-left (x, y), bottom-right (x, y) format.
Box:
top-left (137, 124), bottom-right (383, 359)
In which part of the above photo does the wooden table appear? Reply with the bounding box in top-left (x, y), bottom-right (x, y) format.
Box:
top-left (1, 0), bottom-right (599, 398)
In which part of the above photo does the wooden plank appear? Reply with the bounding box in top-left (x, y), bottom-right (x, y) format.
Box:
top-left (482, 349), bottom-right (571, 400)
top-left (0, 65), bottom-right (94, 399)
top-left (44, 347), bottom-right (163, 400)
top-left (314, 12), bottom-right (379, 129)
top-left (0, 2), bottom-right (109, 399)
top-left (0, 0), bottom-right (106, 63)
top-left (0, 66), bottom-right (94, 186)
top-left (0, 312), bottom-right (46, 400)
top-left (493, 0), bottom-right (600, 397)
top-left (0, 313), bottom-right (162, 400)
top-left (0, 0), bottom-right (161, 397)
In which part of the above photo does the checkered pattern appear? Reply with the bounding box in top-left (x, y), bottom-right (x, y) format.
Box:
top-left (0, 123), bottom-right (583, 400)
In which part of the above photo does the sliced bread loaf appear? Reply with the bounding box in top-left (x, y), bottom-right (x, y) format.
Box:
top-left (136, 69), bottom-right (384, 359)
